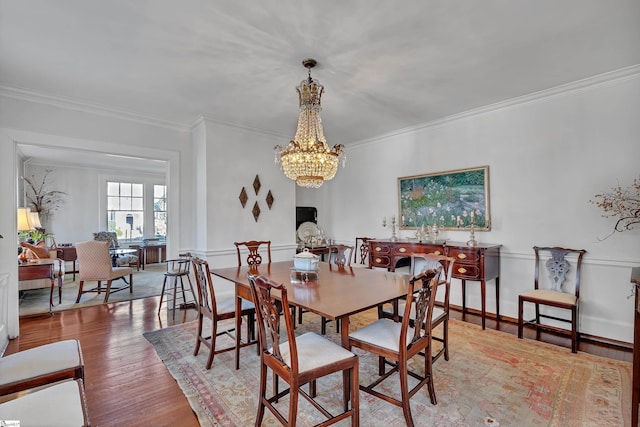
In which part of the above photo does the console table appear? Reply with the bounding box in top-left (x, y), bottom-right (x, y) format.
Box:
top-left (631, 267), bottom-right (640, 427)
top-left (18, 259), bottom-right (61, 314)
top-left (368, 240), bottom-right (501, 329)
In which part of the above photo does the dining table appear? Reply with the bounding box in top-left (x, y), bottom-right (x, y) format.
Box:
top-left (210, 260), bottom-right (411, 370)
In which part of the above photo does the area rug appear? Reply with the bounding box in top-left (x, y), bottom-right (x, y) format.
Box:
top-left (144, 311), bottom-right (632, 426)
top-left (19, 264), bottom-right (170, 316)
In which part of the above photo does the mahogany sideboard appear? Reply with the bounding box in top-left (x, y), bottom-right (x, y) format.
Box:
top-left (368, 239), bottom-right (501, 329)
top-left (632, 267), bottom-right (640, 427)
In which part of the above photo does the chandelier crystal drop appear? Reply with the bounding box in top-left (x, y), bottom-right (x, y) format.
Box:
top-left (274, 58), bottom-right (345, 188)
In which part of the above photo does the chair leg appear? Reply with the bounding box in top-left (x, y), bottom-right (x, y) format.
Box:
top-left (171, 276), bottom-right (178, 321)
top-left (399, 360), bottom-right (414, 427)
top-left (129, 273), bottom-right (133, 293)
top-left (443, 318), bottom-right (449, 361)
top-left (255, 363), bottom-right (267, 426)
top-left (425, 346), bottom-right (437, 405)
top-left (517, 297), bottom-right (524, 339)
top-left (158, 276), bottom-right (168, 315)
top-left (205, 317), bottom-right (218, 370)
top-left (75, 281), bottom-right (85, 303)
top-left (194, 313), bottom-right (203, 356)
top-left (288, 381), bottom-right (299, 426)
top-left (571, 306), bottom-right (579, 353)
top-left (535, 303), bottom-right (541, 342)
top-left (103, 280), bottom-right (113, 303)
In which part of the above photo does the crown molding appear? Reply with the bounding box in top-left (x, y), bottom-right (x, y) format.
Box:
top-left (0, 85), bottom-right (191, 132)
top-left (347, 64), bottom-right (640, 149)
top-left (190, 114), bottom-right (290, 139)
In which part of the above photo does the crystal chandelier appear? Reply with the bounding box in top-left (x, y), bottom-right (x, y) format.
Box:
top-left (274, 58), bottom-right (345, 188)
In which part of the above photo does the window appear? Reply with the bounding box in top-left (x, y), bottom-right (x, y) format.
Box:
top-left (107, 182), bottom-right (144, 240)
top-left (154, 184), bottom-right (167, 238)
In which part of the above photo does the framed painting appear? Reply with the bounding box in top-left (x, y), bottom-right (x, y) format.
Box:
top-left (398, 166), bottom-right (490, 231)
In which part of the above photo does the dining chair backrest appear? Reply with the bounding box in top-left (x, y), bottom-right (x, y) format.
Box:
top-left (234, 240), bottom-right (271, 266)
top-left (328, 244), bottom-right (354, 268)
top-left (248, 275), bottom-right (293, 367)
top-left (75, 240), bottom-right (113, 280)
top-left (402, 267), bottom-right (442, 348)
top-left (191, 256), bottom-right (219, 318)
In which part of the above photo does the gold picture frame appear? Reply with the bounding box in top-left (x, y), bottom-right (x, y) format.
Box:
top-left (398, 166), bottom-right (490, 231)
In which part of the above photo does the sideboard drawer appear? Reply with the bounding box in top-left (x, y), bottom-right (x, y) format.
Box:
top-left (371, 256), bottom-right (391, 268)
top-left (448, 247), bottom-right (480, 262)
top-left (452, 264), bottom-right (480, 279)
top-left (372, 244), bottom-right (391, 255)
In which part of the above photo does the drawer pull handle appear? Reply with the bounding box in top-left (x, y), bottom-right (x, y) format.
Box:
top-left (458, 267), bottom-right (467, 274)
top-left (457, 253), bottom-right (467, 259)
top-left (375, 247), bottom-right (382, 252)
top-left (375, 258), bottom-right (382, 263)
top-left (399, 247), bottom-right (407, 253)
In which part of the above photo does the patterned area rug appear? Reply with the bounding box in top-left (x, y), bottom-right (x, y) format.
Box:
top-left (144, 311), bottom-right (632, 426)
top-left (19, 264), bottom-right (171, 316)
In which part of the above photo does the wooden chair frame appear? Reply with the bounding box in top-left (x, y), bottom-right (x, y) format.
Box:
top-left (349, 268), bottom-right (441, 427)
top-left (248, 274), bottom-right (359, 426)
top-left (191, 256), bottom-right (256, 369)
top-left (518, 246), bottom-right (586, 353)
top-left (234, 240), bottom-right (272, 266)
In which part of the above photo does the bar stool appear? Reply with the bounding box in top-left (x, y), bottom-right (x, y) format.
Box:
top-left (158, 252), bottom-right (196, 320)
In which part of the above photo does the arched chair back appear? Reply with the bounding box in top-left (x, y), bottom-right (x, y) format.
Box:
top-left (234, 240), bottom-right (271, 266)
top-left (518, 246), bottom-right (586, 353)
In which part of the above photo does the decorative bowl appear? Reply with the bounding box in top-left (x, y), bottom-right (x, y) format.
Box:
top-left (293, 248), bottom-right (320, 271)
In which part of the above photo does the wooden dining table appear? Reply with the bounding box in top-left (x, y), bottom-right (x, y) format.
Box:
top-left (210, 261), bottom-right (411, 369)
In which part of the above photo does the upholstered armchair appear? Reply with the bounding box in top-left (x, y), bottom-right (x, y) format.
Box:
top-left (93, 231), bottom-right (139, 270)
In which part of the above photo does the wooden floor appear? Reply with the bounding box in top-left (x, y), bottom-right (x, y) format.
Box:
top-left (5, 297), bottom-right (633, 426)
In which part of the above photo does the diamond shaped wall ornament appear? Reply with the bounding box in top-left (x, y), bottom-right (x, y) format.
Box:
top-left (252, 201), bottom-right (261, 222)
top-left (266, 190), bottom-right (274, 210)
top-left (239, 187), bottom-right (248, 208)
top-left (253, 175), bottom-right (261, 195)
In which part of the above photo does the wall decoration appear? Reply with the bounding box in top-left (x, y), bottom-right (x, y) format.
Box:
top-left (252, 201), bottom-right (261, 222)
top-left (398, 166), bottom-right (490, 231)
top-left (239, 187), bottom-right (248, 208)
top-left (253, 175), bottom-right (261, 195)
top-left (266, 190), bottom-right (274, 209)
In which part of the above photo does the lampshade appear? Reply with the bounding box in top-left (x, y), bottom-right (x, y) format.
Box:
top-left (17, 207), bottom-right (33, 232)
top-left (274, 58), bottom-right (346, 188)
top-left (29, 211), bottom-right (42, 229)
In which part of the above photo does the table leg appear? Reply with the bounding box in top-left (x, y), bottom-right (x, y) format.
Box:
top-left (235, 286), bottom-right (242, 370)
top-left (49, 276), bottom-right (55, 315)
top-left (481, 279), bottom-right (486, 330)
top-left (495, 277), bottom-right (500, 323)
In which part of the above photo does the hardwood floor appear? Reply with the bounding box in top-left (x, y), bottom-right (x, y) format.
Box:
top-left (5, 297), bottom-right (632, 426)
top-left (6, 297), bottom-right (200, 427)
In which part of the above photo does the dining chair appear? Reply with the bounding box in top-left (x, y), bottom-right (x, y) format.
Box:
top-left (234, 240), bottom-right (272, 266)
top-left (518, 246), bottom-right (586, 353)
top-left (302, 244), bottom-right (354, 334)
top-left (381, 253), bottom-right (455, 363)
top-left (0, 339), bottom-right (84, 397)
top-left (236, 239), bottom-right (298, 329)
top-left (191, 256), bottom-right (256, 370)
top-left (74, 240), bottom-right (133, 303)
top-left (247, 274), bottom-right (359, 426)
top-left (348, 267), bottom-right (442, 427)
top-left (353, 237), bottom-right (374, 266)
top-left (158, 252), bottom-right (196, 320)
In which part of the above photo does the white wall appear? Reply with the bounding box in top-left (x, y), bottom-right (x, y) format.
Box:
top-left (312, 71), bottom-right (640, 343)
top-left (0, 95), bottom-right (193, 339)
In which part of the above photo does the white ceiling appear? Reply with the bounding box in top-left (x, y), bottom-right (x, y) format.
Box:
top-left (2, 0), bottom-right (639, 168)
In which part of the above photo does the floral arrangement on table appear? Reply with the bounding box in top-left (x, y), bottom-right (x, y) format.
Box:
top-left (590, 177), bottom-right (640, 240)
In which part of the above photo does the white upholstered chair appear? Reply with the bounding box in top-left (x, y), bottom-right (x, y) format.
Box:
top-left (0, 339), bottom-right (84, 397)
